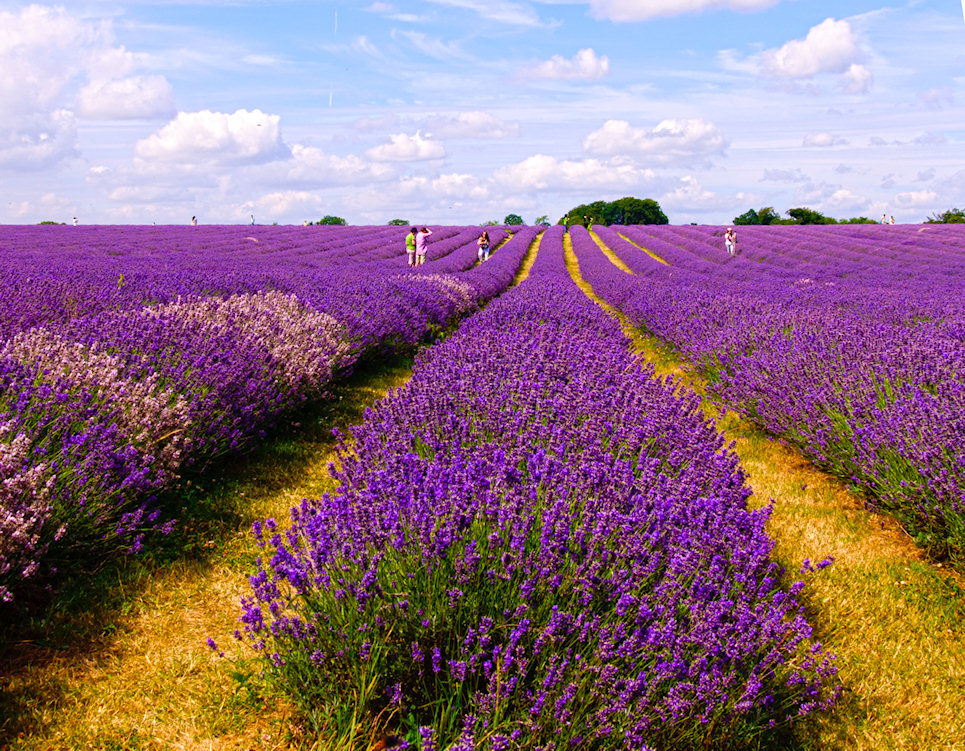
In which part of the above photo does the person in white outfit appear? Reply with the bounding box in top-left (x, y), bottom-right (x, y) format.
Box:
top-left (724, 227), bottom-right (737, 256)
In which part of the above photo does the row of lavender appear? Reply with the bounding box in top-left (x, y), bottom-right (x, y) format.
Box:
top-left (574, 223), bottom-right (965, 567)
top-left (232, 226), bottom-right (839, 750)
top-left (0, 224), bottom-right (506, 338)
top-left (0, 224), bottom-right (532, 603)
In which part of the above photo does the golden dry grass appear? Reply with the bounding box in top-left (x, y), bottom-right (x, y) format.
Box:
top-left (566, 232), bottom-right (965, 751)
top-left (510, 229), bottom-right (542, 286)
top-left (614, 230), bottom-right (670, 265)
top-left (587, 229), bottom-right (634, 274)
top-left (0, 363), bottom-right (414, 751)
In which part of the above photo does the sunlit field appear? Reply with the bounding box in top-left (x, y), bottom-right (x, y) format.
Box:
top-left (2, 223), bottom-right (964, 750)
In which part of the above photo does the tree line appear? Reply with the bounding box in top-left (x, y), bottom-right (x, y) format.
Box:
top-left (733, 206), bottom-right (965, 225)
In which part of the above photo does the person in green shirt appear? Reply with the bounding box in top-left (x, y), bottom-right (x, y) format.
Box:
top-left (405, 227), bottom-right (417, 266)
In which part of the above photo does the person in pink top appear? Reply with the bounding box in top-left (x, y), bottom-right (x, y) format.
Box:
top-left (415, 226), bottom-right (432, 266)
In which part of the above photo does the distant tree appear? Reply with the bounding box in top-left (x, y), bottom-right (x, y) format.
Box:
top-left (925, 208), bottom-right (965, 223)
top-left (315, 215), bottom-right (347, 225)
top-left (560, 200), bottom-right (611, 227)
top-left (38, 220), bottom-right (65, 225)
top-left (560, 197), bottom-right (667, 227)
top-left (610, 197), bottom-right (668, 225)
top-left (504, 213), bottom-right (524, 225)
top-left (840, 216), bottom-right (878, 224)
top-left (757, 206), bottom-right (780, 225)
top-left (482, 219), bottom-right (500, 225)
top-left (787, 207), bottom-right (836, 225)
top-left (387, 218), bottom-right (409, 226)
top-left (534, 215), bottom-right (550, 226)
top-left (734, 206), bottom-right (779, 225)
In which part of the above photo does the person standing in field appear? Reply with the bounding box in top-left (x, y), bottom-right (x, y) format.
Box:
top-left (477, 231), bottom-right (490, 262)
top-left (724, 227), bottom-right (737, 256)
top-left (415, 226), bottom-right (432, 266)
top-left (191, 216), bottom-right (198, 226)
top-left (405, 227), bottom-right (417, 266)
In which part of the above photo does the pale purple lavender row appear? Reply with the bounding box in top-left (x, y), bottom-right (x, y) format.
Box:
top-left (576, 223), bottom-right (965, 567)
top-left (0, 225), bottom-right (531, 603)
top-left (234, 226), bottom-right (838, 749)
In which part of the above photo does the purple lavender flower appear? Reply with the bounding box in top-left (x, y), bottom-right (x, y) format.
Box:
top-left (234, 225), bottom-right (841, 748)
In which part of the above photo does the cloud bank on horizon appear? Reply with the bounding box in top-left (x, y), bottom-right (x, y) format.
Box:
top-left (0, 0), bottom-right (962, 225)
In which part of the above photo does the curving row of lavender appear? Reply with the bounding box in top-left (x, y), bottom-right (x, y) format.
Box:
top-left (0, 224), bottom-right (534, 603)
top-left (572, 223), bottom-right (965, 567)
top-left (233, 226), bottom-right (838, 750)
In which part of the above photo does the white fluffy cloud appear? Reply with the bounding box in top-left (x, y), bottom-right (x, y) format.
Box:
top-left (251, 190), bottom-right (325, 218)
top-left (588, 0), bottom-right (777, 22)
top-left (76, 75), bottom-right (176, 119)
top-left (493, 154), bottom-right (653, 191)
top-left (366, 132), bottom-right (445, 161)
top-left (524, 48), bottom-right (610, 80)
top-left (0, 109), bottom-right (77, 171)
top-left (661, 175), bottom-right (719, 209)
top-left (840, 63), bottom-right (873, 95)
top-left (761, 18), bottom-right (859, 77)
top-left (107, 184), bottom-right (188, 203)
top-left (135, 109), bottom-right (288, 164)
top-left (283, 144), bottom-right (394, 185)
top-left (894, 190), bottom-right (938, 208)
top-left (0, 6), bottom-right (92, 168)
top-left (824, 188), bottom-right (866, 211)
top-left (0, 5), bottom-right (175, 168)
top-left (410, 173), bottom-right (490, 200)
top-left (760, 18), bottom-right (871, 93)
top-left (802, 131), bottom-right (846, 147)
top-left (0, 6), bottom-right (100, 117)
top-left (583, 118), bottom-right (727, 165)
top-left (425, 111), bottom-right (520, 139)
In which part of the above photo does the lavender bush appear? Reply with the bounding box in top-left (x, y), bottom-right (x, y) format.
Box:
top-left (0, 224), bottom-right (525, 603)
top-left (234, 228), bottom-right (838, 749)
top-left (574, 223), bottom-right (965, 567)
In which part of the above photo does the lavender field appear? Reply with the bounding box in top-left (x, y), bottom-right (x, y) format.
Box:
top-left (0, 223), bottom-right (533, 603)
top-left (2, 222), bottom-right (964, 748)
top-left (571, 223), bottom-right (965, 567)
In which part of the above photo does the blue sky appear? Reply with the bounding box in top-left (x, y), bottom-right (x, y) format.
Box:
top-left (1, 0), bottom-right (963, 225)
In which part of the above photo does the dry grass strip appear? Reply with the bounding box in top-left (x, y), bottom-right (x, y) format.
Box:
top-left (510, 230), bottom-right (543, 286)
top-left (615, 230), bottom-right (670, 265)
